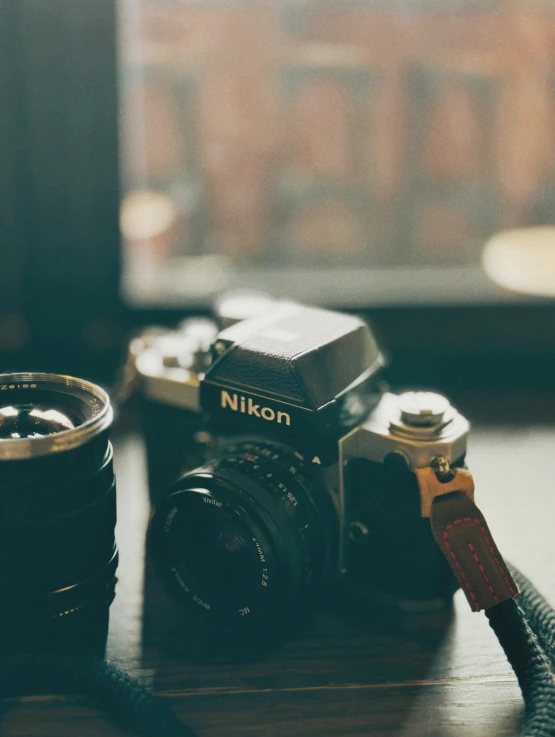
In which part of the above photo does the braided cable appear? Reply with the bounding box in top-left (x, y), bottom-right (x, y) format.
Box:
top-left (509, 565), bottom-right (555, 673)
top-left (0, 653), bottom-right (197, 737)
top-left (486, 597), bottom-right (555, 737)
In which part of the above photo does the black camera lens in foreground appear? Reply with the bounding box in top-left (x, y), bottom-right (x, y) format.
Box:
top-left (0, 373), bottom-right (117, 655)
top-left (149, 441), bottom-right (337, 630)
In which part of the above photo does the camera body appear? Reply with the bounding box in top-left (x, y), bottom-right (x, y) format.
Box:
top-left (136, 300), bottom-right (469, 627)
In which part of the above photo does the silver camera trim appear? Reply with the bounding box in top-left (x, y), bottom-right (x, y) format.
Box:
top-left (136, 348), bottom-right (201, 411)
top-left (337, 392), bottom-right (469, 571)
top-left (339, 392), bottom-right (469, 472)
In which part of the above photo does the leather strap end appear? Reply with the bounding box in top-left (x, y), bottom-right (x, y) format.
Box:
top-left (415, 466), bottom-right (475, 518)
top-left (430, 491), bottom-right (518, 612)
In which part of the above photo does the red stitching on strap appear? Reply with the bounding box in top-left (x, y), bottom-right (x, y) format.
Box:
top-left (442, 532), bottom-right (479, 611)
top-left (442, 517), bottom-right (517, 609)
top-left (467, 542), bottom-right (500, 604)
top-left (473, 522), bottom-right (518, 598)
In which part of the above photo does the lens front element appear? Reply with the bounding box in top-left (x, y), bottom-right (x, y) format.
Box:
top-left (150, 441), bottom-right (337, 629)
top-left (0, 373), bottom-right (112, 460)
top-left (0, 405), bottom-right (75, 439)
top-left (160, 488), bottom-right (274, 617)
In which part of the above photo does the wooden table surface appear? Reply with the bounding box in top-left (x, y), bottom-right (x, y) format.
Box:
top-left (3, 394), bottom-right (555, 736)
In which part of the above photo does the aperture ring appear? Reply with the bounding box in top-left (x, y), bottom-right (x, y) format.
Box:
top-left (0, 547), bottom-right (118, 622)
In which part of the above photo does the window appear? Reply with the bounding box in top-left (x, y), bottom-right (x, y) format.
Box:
top-left (119, 0), bottom-right (555, 307)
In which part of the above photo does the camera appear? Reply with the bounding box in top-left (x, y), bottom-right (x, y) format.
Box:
top-left (134, 298), bottom-right (469, 630)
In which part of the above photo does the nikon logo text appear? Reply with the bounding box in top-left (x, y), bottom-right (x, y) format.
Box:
top-left (220, 391), bottom-right (291, 426)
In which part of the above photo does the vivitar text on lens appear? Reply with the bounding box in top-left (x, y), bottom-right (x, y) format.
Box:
top-left (0, 373), bottom-right (113, 460)
top-left (220, 390), bottom-right (291, 426)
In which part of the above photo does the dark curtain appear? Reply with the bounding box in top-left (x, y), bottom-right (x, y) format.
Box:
top-left (0, 0), bottom-right (120, 380)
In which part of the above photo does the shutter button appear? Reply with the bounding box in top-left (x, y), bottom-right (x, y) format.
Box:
top-left (398, 391), bottom-right (450, 427)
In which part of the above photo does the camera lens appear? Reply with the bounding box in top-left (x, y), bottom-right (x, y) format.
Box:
top-left (0, 373), bottom-right (117, 654)
top-left (149, 441), bottom-right (337, 629)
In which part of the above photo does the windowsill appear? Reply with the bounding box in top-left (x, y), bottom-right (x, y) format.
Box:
top-left (122, 261), bottom-right (547, 310)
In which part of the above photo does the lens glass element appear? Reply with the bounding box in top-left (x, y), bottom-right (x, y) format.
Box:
top-left (0, 374), bottom-right (112, 460)
top-left (168, 492), bottom-right (262, 610)
top-left (0, 405), bottom-right (75, 439)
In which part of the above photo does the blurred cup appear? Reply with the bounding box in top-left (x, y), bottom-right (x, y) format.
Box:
top-left (482, 227), bottom-right (555, 297)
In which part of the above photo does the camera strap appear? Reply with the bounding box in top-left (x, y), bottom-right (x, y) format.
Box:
top-left (416, 467), bottom-right (518, 612)
top-left (0, 653), bottom-right (198, 737)
top-left (416, 467), bottom-right (555, 737)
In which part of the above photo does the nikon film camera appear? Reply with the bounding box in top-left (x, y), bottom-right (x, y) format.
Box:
top-left (134, 298), bottom-right (469, 629)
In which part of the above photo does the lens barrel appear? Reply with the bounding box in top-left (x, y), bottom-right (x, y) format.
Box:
top-left (0, 373), bottom-right (117, 654)
top-left (149, 440), bottom-right (337, 631)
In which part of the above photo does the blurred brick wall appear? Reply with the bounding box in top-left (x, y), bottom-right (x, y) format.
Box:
top-left (120, 0), bottom-right (555, 267)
